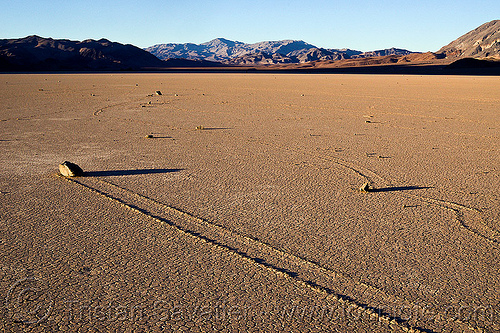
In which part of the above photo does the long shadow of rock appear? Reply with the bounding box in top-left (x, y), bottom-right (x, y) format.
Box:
top-left (200, 127), bottom-right (232, 131)
top-left (84, 168), bottom-right (183, 177)
top-left (371, 185), bottom-right (433, 193)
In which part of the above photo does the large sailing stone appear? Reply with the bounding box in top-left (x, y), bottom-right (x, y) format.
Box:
top-left (59, 161), bottom-right (84, 177)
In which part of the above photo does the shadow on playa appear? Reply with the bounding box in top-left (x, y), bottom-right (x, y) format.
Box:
top-left (84, 168), bottom-right (183, 177)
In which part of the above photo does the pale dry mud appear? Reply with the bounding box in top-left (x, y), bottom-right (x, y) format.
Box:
top-left (0, 74), bottom-right (499, 332)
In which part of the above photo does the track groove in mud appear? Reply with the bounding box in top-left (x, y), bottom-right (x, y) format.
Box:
top-left (92, 98), bottom-right (146, 116)
top-left (56, 174), bottom-right (482, 333)
top-left (254, 140), bottom-right (500, 248)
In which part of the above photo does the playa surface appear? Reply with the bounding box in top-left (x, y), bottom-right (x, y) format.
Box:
top-left (1, 73), bottom-right (499, 332)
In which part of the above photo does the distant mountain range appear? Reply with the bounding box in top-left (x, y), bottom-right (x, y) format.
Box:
top-left (0, 35), bottom-right (220, 71)
top-left (145, 39), bottom-right (413, 65)
top-left (0, 36), bottom-right (165, 71)
top-left (0, 20), bottom-right (499, 71)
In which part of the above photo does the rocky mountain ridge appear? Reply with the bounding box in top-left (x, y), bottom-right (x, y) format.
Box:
top-left (1, 20), bottom-right (499, 71)
top-left (145, 38), bottom-right (413, 65)
top-left (146, 20), bottom-right (500, 65)
top-left (438, 20), bottom-right (500, 58)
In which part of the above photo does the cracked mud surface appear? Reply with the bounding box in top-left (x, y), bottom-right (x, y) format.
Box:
top-left (1, 74), bottom-right (499, 332)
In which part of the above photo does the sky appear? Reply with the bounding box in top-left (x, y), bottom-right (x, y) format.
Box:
top-left (1, 0), bottom-right (499, 52)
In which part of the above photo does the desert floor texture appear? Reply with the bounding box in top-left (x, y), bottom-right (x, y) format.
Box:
top-left (0, 73), bottom-right (499, 332)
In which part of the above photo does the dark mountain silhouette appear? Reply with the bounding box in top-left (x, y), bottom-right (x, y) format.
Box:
top-left (446, 57), bottom-right (500, 69)
top-left (438, 20), bottom-right (500, 58)
top-left (0, 35), bottom-right (166, 71)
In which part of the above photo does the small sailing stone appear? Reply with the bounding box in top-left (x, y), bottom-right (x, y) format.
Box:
top-left (359, 182), bottom-right (373, 193)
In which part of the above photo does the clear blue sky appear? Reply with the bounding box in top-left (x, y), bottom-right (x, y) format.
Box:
top-left (1, 0), bottom-right (498, 52)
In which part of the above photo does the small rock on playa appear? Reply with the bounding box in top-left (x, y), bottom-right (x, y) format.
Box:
top-left (59, 161), bottom-right (84, 177)
top-left (359, 182), bottom-right (372, 192)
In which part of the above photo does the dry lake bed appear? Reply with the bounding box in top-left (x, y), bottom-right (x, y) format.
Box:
top-left (0, 73), bottom-right (499, 332)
